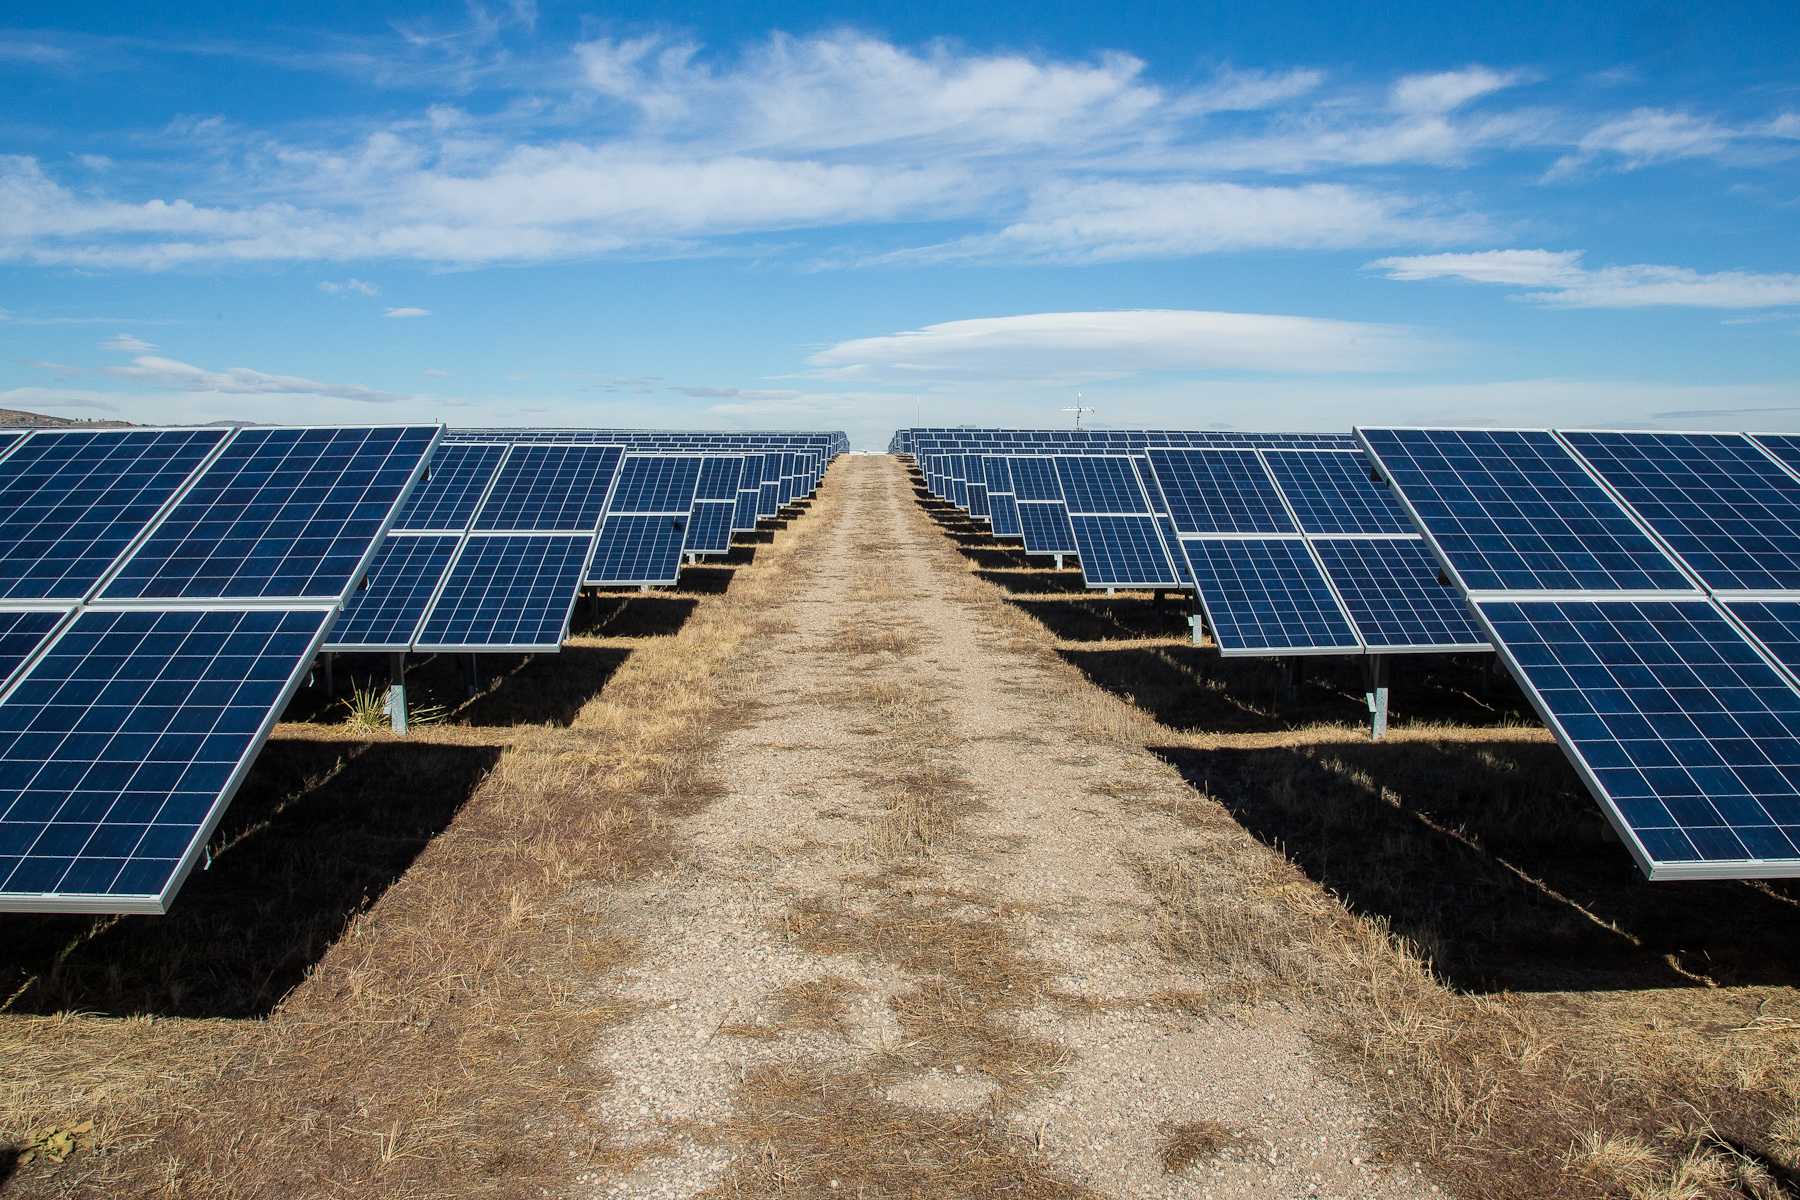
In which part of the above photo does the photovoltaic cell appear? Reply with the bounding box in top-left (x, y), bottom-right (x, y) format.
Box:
top-left (1480, 597), bottom-right (1800, 872)
top-left (1183, 539), bottom-right (1360, 654)
top-left (102, 426), bottom-right (437, 602)
top-left (0, 607), bottom-right (331, 910)
top-left (1008, 457), bottom-right (1062, 502)
top-left (473, 444), bottom-right (623, 531)
top-left (1145, 449), bottom-right (1293, 534)
top-left (989, 494), bottom-right (1023, 539)
top-left (0, 429), bottom-right (227, 600)
top-left (732, 488), bottom-right (761, 533)
top-left (415, 535), bottom-right (590, 650)
top-left (588, 514), bottom-right (690, 586)
top-left (395, 442), bottom-right (506, 531)
top-left (1018, 503), bottom-right (1077, 555)
top-left (325, 534), bottom-right (460, 650)
top-left (1752, 433), bottom-right (1800, 479)
top-left (1359, 428), bottom-right (1691, 593)
top-left (1260, 450), bottom-right (1412, 535)
top-left (1067, 516), bottom-right (1181, 587)
top-left (696, 456), bottom-right (743, 501)
top-left (1313, 538), bottom-right (1486, 650)
top-left (610, 455), bottom-right (703, 513)
top-left (1725, 600), bottom-right (1800, 679)
top-left (1563, 431), bottom-right (1800, 593)
top-left (684, 502), bottom-right (735, 554)
top-left (0, 609), bottom-right (66, 687)
top-left (1054, 456), bottom-right (1154, 514)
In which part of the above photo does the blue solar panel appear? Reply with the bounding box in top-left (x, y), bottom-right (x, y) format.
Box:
top-left (684, 502), bottom-right (735, 554)
top-left (968, 480), bottom-right (991, 520)
top-left (696, 456), bottom-right (743, 502)
top-left (101, 426), bottom-right (436, 602)
top-left (1563, 431), bottom-right (1800, 593)
top-left (1183, 538), bottom-right (1360, 654)
top-left (1158, 517), bottom-right (1193, 587)
top-left (1314, 537), bottom-right (1486, 650)
top-left (1481, 597), bottom-right (1800, 873)
top-left (0, 609), bottom-right (66, 687)
top-left (732, 488), bottom-right (761, 532)
top-left (758, 479), bottom-right (781, 518)
top-left (610, 455), bottom-right (703, 514)
top-left (325, 534), bottom-right (460, 650)
top-left (474, 445), bottom-right (623, 531)
top-left (1752, 433), bottom-right (1800, 479)
top-left (1054, 456), bottom-right (1154, 514)
top-left (1068, 516), bottom-right (1181, 587)
top-left (1725, 600), bottom-right (1800, 680)
top-left (0, 606), bottom-right (331, 911)
top-left (0, 429), bottom-right (227, 600)
top-left (395, 443), bottom-right (506, 531)
top-left (989, 494), bottom-right (1023, 539)
top-left (1009, 457), bottom-right (1062, 502)
top-left (1145, 449), bottom-right (1293, 535)
top-left (1359, 428), bottom-right (1691, 593)
top-left (1260, 450), bottom-right (1412, 535)
top-left (415, 535), bottom-right (590, 650)
top-left (588, 514), bottom-right (690, 586)
top-left (1018, 503), bottom-right (1077, 555)
top-left (983, 456), bottom-right (1013, 496)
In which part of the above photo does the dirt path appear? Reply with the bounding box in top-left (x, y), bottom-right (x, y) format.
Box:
top-left (583, 456), bottom-right (1431, 1199)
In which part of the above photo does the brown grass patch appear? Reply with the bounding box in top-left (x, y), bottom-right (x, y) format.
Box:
top-left (719, 975), bottom-right (861, 1041)
top-left (1159, 1118), bottom-right (1248, 1173)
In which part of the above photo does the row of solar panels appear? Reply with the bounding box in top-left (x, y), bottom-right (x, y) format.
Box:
top-left (906, 431), bottom-right (1487, 657)
top-left (0, 424), bottom-right (842, 915)
top-left (900, 424), bottom-right (1800, 883)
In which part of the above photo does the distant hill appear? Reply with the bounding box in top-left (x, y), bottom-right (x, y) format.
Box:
top-left (0, 408), bottom-right (135, 429)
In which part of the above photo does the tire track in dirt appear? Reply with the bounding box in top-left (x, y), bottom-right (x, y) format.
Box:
top-left (583, 456), bottom-right (1433, 1199)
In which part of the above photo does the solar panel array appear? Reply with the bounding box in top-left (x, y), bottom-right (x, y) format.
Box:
top-left (0, 423), bottom-right (439, 914)
top-left (1360, 426), bottom-right (1800, 880)
top-left (0, 422), bottom-right (842, 914)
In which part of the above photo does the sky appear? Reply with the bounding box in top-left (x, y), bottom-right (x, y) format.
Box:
top-left (1, 2), bottom-right (1797, 449)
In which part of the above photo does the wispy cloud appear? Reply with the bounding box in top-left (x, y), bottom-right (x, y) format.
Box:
top-left (807, 309), bottom-right (1431, 384)
top-left (100, 332), bottom-right (157, 352)
top-left (1548, 106), bottom-right (1800, 177)
top-left (1370, 249), bottom-right (1800, 308)
top-left (105, 355), bottom-right (407, 402)
top-left (383, 306), bottom-right (430, 318)
top-left (320, 277), bottom-right (380, 296)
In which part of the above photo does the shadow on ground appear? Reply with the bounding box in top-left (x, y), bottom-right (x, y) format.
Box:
top-left (0, 738), bottom-right (500, 1019)
top-left (1156, 739), bottom-right (1800, 994)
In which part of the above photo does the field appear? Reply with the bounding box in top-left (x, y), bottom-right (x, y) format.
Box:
top-left (3, 454), bottom-right (1798, 1199)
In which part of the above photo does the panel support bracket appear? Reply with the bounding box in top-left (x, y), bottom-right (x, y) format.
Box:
top-left (387, 651), bottom-right (409, 736)
top-left (1364, 654), bottom-right (1390, 741)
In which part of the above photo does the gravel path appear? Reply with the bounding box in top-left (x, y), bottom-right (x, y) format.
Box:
top-left (581, 456), bottom-right (1433, 1199)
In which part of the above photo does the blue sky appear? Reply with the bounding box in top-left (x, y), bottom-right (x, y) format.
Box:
top-left (1, 1), bottom-right (1797, 448)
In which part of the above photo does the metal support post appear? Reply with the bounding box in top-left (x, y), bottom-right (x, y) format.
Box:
top-left (463, 654), bottom-right (480, 698)
top-left (1364, 654), bottom-right (1390, 741)
top-left (386, 651), bottom-right (409, 736)
top-left (321, 651), bottom-right (335, 696)
top-left (1053, 554), bottom-right (1064, 570)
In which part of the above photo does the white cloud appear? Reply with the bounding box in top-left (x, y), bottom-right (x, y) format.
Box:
top-left (100, 332), bottom-right (157, 352)
top-left (75, 154), bottom-right (113, 172)
top-left (1548, 106), bottom-right (1800, 176)
top-left (888, 180), bottom-right (1484, 264)
top-left (383, 306), bottom-right (430, 318)
top-left (319, 277), bottom-right (380, 296)
top-left (1389, 66), bottom-right (1527, 114)
top-left (105, 355), bottom-right (407, 403)
top-left (1370, 249), bottom-right (1800, 308)
top-left (807, 310), bottom-right (1429, 383)
top-left (422, 367), bottom-right (452, 377)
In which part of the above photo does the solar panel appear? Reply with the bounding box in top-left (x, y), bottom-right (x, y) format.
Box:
top-left (1008, 456), bottom-right (1062, 502)
top-left (0, 606), bottom-right (332, 912)
top-left (610, 455), bottom-right (703, 513)
top-left (1481, 597), bottom-right (1800, 875)
top-left (684, 502), bottom-right (735, 555)
top-left (0, 429), bottom-right (227, 600)
top-left (415, 534), bottom-right (591, 652)
top-left (586, 514), bottom-right (690, 586)
top-left (1259, 450), bottom-right (1413, 535)
top-left (326, 534), bottom-right (460, 651)
top-left (1182, 538), bottom-right (1361, 655)
top-left (395, 442), bottom-right (507, 531)
top-left (1312, 537), bottom-right (1486, 651)
top-left (1725, 600), bottom-right (1800, 679)
top-left (1359, 428), bottom-right (1692, 593)
top-left (1053, 456), bottom-right (1153, 514)
top-left (696, 456), bottom-right (743, 502)
top-left (1067, 516), bottom-right (1181, 588)
top-left (732, 487), bottom-right (761, 533)
top-left (1563, 431), bottom-right (1800, 593)
top-left (102, 426), bottom-right (438, 602)
top-left (1144, 449), bottom-right (1293, 534)
top-left (989, 494), bottom-right (1023, 539)
top-left (0, 609), bottom-right (67, 687)
top-left (1751, 433), bottom-right (1800, 478)
top-left (473, 444), bottom-right (623, 532)
top-left (1158, 517), bottom-right (1193, 588)
top-left (1017, 503), bottom-right (1077, 555)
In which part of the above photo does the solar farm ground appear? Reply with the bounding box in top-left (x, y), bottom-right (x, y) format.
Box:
top-left (2, 453), bottom-right (1798, 1199)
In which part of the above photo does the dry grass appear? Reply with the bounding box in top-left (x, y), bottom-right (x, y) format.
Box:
top-left (718, 975), bottom-right (861, 1041)
top-left (0, 472), bottom-right (840, 1197)
top-left (1159, 1118), bottom-right (1247, 1173)
top-left (919, 462), bottom-right (1800, 1200)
